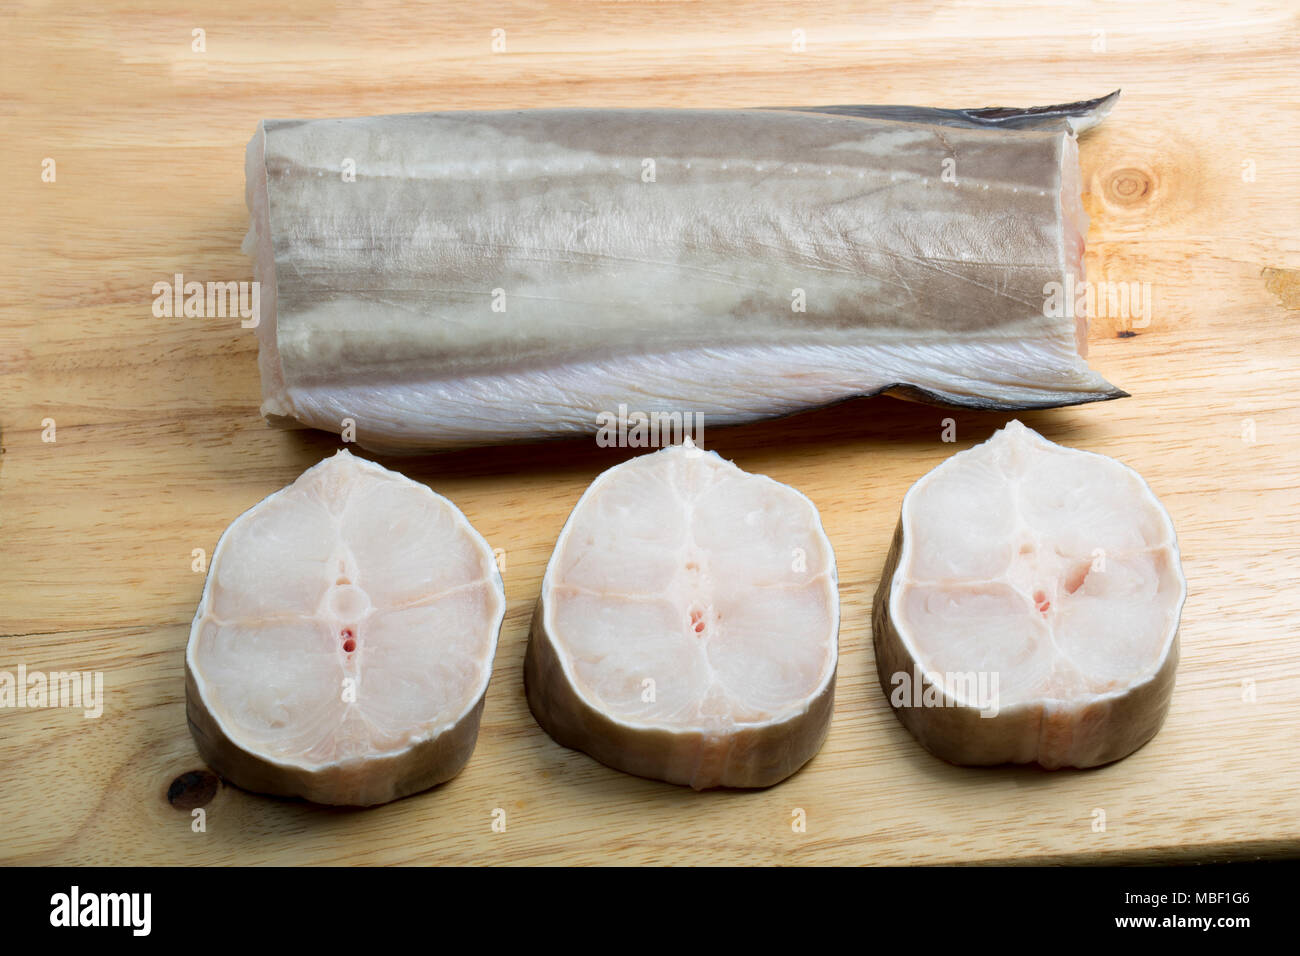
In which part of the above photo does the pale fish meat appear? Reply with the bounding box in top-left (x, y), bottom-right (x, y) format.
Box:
top-left (872, 420), bottom-right (1185, 769)
top-left (243, 94), bottom-right (1124, 452)
top-left (186, 449), bottom-right (505, 805)
top-left (525, 442), bottom-right (839, 789)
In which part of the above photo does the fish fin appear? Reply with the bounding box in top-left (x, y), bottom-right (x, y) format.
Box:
top-left (883, 381), bottom-right (1130, 410)
top-left (776, 90), bottom-right (1121, 135)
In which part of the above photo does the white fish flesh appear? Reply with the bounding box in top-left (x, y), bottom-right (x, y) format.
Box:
top-left (872, 420), bottom-right (1185, 769)
top-left (525, 443), bottom-right (839, 789)
top-left (186, 449), bottom-right (505, 805)
top-left (242, 94), bottom-right (1125, 451)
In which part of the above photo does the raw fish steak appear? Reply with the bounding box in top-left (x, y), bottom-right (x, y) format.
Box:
top-left (525, 442), bottom-right (839, 789)
top-left (186, 449), bottom-right (505, 805)
top-left (872, 421), bottom-right (1185, 769)
top-left (242, 94), bottom-right (1124, 451)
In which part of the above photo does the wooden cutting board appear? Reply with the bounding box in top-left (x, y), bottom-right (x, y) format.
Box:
top-left (3, 0), bottom-right (1297, 865)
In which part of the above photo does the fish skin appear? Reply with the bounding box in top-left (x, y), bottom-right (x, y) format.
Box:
top-left (244, 96), bottom-right (1124, 452)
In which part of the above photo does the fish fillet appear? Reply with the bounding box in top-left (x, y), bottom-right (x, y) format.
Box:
top-left (242, 94), bottom-right (1125, 452)
top-left (872, 420), bottom-right (1185, 769)
top-left (186, 449), bottom-right (505, 805)
top-left (525, 442), bottom-right (839, 789)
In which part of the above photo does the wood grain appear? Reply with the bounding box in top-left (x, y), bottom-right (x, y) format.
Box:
top-left (2, 0), bottom-right (1298, 865)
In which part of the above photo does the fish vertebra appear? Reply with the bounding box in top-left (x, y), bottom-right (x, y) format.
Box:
top-left (244, 95), bottom-right (1124, 451)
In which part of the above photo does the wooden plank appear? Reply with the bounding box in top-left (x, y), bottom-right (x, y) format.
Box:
top-left (2, 0), bottom-right (1298, 864)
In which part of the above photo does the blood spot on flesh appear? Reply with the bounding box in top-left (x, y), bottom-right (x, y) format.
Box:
top-left (689, 609), bottom-right (706, 634)
top-left (342, 628), bottom-right (356, 652)
top-left (1033, 590), bottom-right (1051, 614)
top-left (1064, 562), bottom-right (1091, 595)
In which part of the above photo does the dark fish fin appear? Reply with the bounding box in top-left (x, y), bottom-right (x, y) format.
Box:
top-left (883, 382), bottom-right (1130, 411)
top-left (774, 90), bottom-right (1121, 135)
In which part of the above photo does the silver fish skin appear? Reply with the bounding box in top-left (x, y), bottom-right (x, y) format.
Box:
top-left (243, 94), bottom-right (1125, 452)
